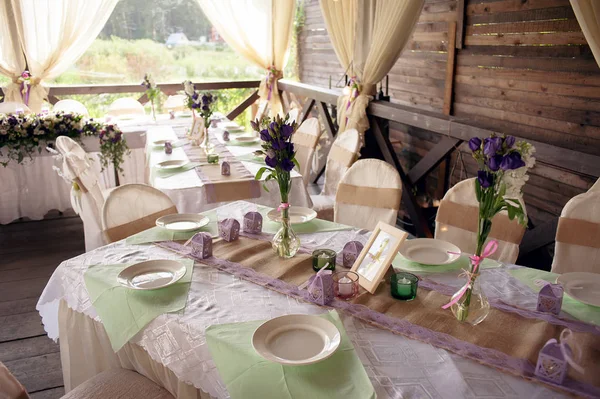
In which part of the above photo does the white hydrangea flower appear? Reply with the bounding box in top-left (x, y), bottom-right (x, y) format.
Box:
top-left (183, 80), bottom-right (195, 97)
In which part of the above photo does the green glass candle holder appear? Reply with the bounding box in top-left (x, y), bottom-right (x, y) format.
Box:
top-left (391, 272), bottom-right (418, 301)
top-left (312, 249), bottom-right (336, 272)
top-left (207, 153), bottom-right (219, 164)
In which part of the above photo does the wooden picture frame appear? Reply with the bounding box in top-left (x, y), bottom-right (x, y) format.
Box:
top-left (350, 221), bottom-right (408, 294)
top-left (190, 116), bottom-right (204, 140)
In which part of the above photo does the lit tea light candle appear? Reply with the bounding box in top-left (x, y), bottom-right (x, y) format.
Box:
top-left (338, 276), bottom-right (353, 296)
top-left (333, 271), bottom-right (359, 301)
top-left (312, 249), bottom-right (336, 272)
top-left (391, 272), bottom-right (418, 301)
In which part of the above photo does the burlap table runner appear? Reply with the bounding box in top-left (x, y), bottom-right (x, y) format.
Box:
top-left (160, 237), bottom-right (600, 397)
top-left (183, 135), bottom-right (260, 204)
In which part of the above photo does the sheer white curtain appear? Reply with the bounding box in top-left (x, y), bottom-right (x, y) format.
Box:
top-left (0, 0), bottom-right (27, 104)
top-left (571, 0), bottom-right (600, 68)
top-left (1, 0), bottom-right (118, 112)
top-left (197, 0), bottom-right (295, 116)
top-left (321, 0), bottom-right (424, 143)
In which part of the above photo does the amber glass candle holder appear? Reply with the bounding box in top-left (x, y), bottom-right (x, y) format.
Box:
top-left (391, 272), bottom-right (418, 301)
top-left (333, 271), bottom-right (359, 300)
top-left (312, 249), bottom-right (336, 272)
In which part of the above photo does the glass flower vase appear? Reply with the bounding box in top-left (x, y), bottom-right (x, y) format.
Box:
top-left (200, 124), bottom-right (211, 150)
top-left (272, 207), bottom-right (300, 258)
top-left (450, 273), bottom-right (490, 326)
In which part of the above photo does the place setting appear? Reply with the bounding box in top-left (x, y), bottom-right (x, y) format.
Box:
top-left (126, 211), bottom-right (216, 245)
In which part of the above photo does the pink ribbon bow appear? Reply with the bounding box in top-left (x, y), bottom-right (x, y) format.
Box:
top-left (441, 240), bottom-right (498, 310)
top-left (277, 202), bottom-right (290, 212)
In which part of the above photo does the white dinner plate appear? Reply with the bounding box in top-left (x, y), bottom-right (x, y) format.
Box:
top-left (220, 122), bottom-right (243, 131)
top-left (117, 260), bottom-right (187, 290)
top-left (156, 159), bottom-right (189, 170)
top-left (233, 136), bottom-right (259, 143)
top-left (252, 314), bottom-right (341, 365)
top-left (152, 139), bottom-right (169, 146)
top-left (557, 272), bottom-right (600, 307)
top-left (267, 207), bottom-right (317, 224)
top-left (155, 213), bottom-right (209, 232)
top-left (398, 238), bottom-right (461, 265)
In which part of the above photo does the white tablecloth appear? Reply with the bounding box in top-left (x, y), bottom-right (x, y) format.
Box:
top-left (37, 201), bottom-right (565, 399)
top-left (146, 124), bottom-right (312, 213)
top-left (0, 126), bottom-right (147, 225)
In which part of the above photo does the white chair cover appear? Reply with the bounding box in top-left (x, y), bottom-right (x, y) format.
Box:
top-left (288, 107), bottom-right (299, 122)
top-left (310, 129), bottom-right (361, 220)
top-left (435, 178), bottom-right (526, 264)
top-left (106, 98), bottom-right (145, 118)
top-left (0, 101), bottom-right (32, 114)
top-left (102, 184), bottom-right (177, 243)
top-left (255, 100), bottom-right (268, 121)
top-left (551, 191), bottom-right (600, 274)
top-left (164, 95), bottom-right (187, 113)
top-left (53, 99), bottom-right (89, 116)
top-left (55, 136), bottom-right (106, 251)
top-left (292, 117), bottom-right (321, 187)
top-left (334, 159), bottom-right (402, 230)
top-left (589, 177), bottom-right (600, 192)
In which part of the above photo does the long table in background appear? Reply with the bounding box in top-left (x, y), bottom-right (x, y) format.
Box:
top-left (145, 120), bottom-right (312, 213)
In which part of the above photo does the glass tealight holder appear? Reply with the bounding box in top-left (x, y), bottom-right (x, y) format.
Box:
top-left (333, 271), bottom-right (359, 301)
top-left (312, 249), bottom-right (336, 272)
top-left (207, 153), bottom-right (219, 164)
top-left (391, 272), bottom-right (418, 301)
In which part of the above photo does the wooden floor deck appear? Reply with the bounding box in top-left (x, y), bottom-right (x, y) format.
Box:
top-left (0, 210), bottom-right (85, 399)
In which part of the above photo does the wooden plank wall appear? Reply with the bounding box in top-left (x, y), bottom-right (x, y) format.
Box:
top-left (297, 0), bottom-right (599, 225)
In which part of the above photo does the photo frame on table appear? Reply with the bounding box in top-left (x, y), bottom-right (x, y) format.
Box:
top-left (190, 117), bottom-right (204, 141)
top-left (350, 221), bottom-right (408, 294)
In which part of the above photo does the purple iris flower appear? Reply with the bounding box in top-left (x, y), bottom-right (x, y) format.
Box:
top-left (488, 154), bottom-right (502, 172)
top-left (265, 156), bottom-right (277, 168)
top-left (483, 137), bottom-right (503, 157)
top-left (281, 158), bottom-right (295, 172)
top-left (285, 142), bottom-right (294, 155)
top-left (477, 170), bottom-right (494, 188)
top-left (201, 105), bottom-right (209, 112)
top-left (505, 135), bottom-right (515, 148)
top-left (500, 152), bottom-right (526, 170)
top-left (280, 124), bottom-right (294, 139)
top-left (192, 92), bottom-right (199, 100)
top-left (272, 139), bottom-right (286, 150)
top-left (468, 137), bottom-right (481, 152)
top-left (259, 129), bottom-right (271, 142)
top-left (201, 95), bottom-right (208, 105)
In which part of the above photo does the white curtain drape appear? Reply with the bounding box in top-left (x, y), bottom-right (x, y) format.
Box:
top-left (0, 0), bottom-right (27, 104)
top-left (1, 0), bottom-right (118, 112)
top-left (321, 0), bottom-right (424, 143)
top-left (571, 0), bottom-right (600, 68)
top-left (197, 0), bottom-right (295, 117)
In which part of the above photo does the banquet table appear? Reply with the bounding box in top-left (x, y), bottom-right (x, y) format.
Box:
top-left (37, 200), bottom-right (593, 399)
top-left (145, 120), bottom-right (312, 213)
top-left (0, 119), bottom-right (150, 225)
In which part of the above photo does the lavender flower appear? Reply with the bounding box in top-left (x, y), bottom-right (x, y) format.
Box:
top-left (468, 137), bottom-right (481, 152)
top-left (477, 170), bottom-right (494, 188)
top-left (505, 135), bottom-right (515, 148)
top-left (483, 136), bottom-right (502, 157)
top-left (500, 152), bottom-right (526, 170)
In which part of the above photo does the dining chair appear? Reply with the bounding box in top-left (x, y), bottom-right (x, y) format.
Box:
top-left (102, 183), bottom-right (177, 243)
top-left (589, 177), bottom-right (599, 192)
top-left (0, 361), bottom-right (174, 399)
top-left (333, 159), bottom-right (402, 230)
top-left (255, 100), bottom-right (269, 121)
top-left (53, 99), bottom-right (89, 116)
top-left (551, 191), bottom-right (600, 274)
top-left (164, 94), bottom-right (187, 113)
top-left (310, 129), bottom-right (361, 221)
top-left (287, 107), bottom-right (300, 122)
top-left (106, 97), bottom-right (146, 118)
top-left (292, 117), bottom-right (321, 187)
top-left (56, 136), bottom-right (108, 251)
top-left (435, 177), bottom-right (526, 264)
top-left (0, 101), bottom-right (32, 114)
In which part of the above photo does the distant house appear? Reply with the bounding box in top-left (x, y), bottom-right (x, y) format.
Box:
top-left (166, 33), bottom-right (189, 49)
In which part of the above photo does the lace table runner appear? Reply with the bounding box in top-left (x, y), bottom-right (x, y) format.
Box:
top-left (160, 237), bottom-right (600, 398)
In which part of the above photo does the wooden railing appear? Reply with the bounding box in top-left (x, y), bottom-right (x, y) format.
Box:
top-left (277, 79), bottom-right (600, 256)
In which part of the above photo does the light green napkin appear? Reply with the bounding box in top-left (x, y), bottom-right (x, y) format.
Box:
top-left (258, 208), bottom-right (352, 235)
top-left (126, 224), bottom-right (219, 245)
top-left (84, 259), bottom-right (194, 351)
top-left (226, 139), bottom-right (259, 147)
top-left (151, 162), bottom-right (199, 180)
top-left (508, 268), bottom-right (600, 326)
top-left (393, 254), bottom-right (500, 273)
top-left (236, 153), bottom-right (266, 165)
top-left (205, 310), bottom-right (376, 399)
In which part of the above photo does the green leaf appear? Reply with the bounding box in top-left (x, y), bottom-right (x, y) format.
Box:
top-left (474, 179), bottom-right (482, 202)
top-left (262, 183), bottom-right (270, 192)
top-left (255, 167), bottom-right (268, 180)
top-left (292, 158), bottom-right (300, 169)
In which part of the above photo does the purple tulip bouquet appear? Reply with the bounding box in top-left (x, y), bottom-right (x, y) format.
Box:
top-left (450, 133), bottom-right (535, 324)
top-left (251, 114), bottom-right (300, 258)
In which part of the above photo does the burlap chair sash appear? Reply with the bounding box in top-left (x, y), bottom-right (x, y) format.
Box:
top-left (328, 145), bottom-right (356, 167)
top-left (336, 183), bottom-right (401, 210)
top-left (103, 206), bottom-right (177, 243)
top-left (293, 132), bottom-right (320, 149)
top-left (557, 217), bottom-right (600, 248)
top-left (436, 200), bottom-right (525, 245)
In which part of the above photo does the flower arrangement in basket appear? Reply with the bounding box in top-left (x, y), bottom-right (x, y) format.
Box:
top-left (443, 134), bottom-right (535, 325)
top-left (183, 80), bottom-right (215, 148)
top-left (141, 73), bottom-right (161, 121)
top-left (251, 114), bottom-right (300, 258)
